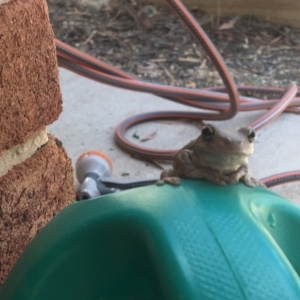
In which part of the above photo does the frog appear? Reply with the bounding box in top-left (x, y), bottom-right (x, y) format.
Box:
top-left (156, 124), bottom-right (262, 187)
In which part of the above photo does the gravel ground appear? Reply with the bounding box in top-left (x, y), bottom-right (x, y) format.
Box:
top-left (47, 0), bottom-right (300, 89)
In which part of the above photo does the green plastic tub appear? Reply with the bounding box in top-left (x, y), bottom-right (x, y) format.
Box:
top-left (1, 180), bottom-right (300, 299)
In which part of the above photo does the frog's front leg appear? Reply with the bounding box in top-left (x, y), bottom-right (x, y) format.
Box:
top-left (226, 165), bottom-right (248, 185)
top-left (156, 149), bottom-right (194, 186)
top-left (157, 149), bottom-right (230, 186)
top-left (227, 165), bottom-right (264, 187)
top-left (240, 173), bottom-right (265, 187)
top-left (176, 149), bottom-right (231, 185)
top-left (156, 169), bottom-right (181, 186)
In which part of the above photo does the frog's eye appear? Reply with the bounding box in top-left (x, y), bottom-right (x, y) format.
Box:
top-left (247, 128), bottom-right (256, 143)
top-left (202, 125), bottom-right (215, 141)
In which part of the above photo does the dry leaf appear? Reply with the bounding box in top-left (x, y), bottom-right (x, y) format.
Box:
top-left (218, 16), bottom-right (239, 30)
top-left (194, 49), bottom-right (203, 59)
top-left (256, 45), bottom-right (264, 55)
top-left (163, 67), bottom-right (174, 80)
top-left (271, 36), bottom-right (281, 44)
top-left (186, 81), bottom-right (196, 88)
top-left (199, 59), bottom-right (207, 69)
top-left (141, 130), bottom-right (157, 142)
top-left (178, 57), bottom-right (201, 62)
top-left (193, 120), bottom-right (205, 129)
top-left (150, 58), bottom-right (167, 62)
top-left (137, 62), bottom-right (158, 72)
top-left (133, 131), bottom-right (140, 139)
top-left (254, 35), bottom-right (262, 42)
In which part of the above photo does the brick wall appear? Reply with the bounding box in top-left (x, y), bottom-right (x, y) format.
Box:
top-left (0, 0), bottom-right (75, 285)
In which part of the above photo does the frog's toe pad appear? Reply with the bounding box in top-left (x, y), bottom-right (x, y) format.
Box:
top-left (251, 178), bottom-right (266, 187)
top-left (241, 175), bottom-right (265, 188)
top-left (157, 177), bottom-right (181, 186)
top-left (167, 177), bottom-right (181, 185)
top-left (156, 179), bottom-right (165, 186)
top-left (215, 179), bottom-right (227, 186)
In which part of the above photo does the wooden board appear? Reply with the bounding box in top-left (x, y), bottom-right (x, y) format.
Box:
top-left (148, 0), bottom-right (300, 27)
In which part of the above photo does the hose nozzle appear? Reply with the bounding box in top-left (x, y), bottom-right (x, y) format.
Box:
top-left (76, 151), bottom-right (115, 200)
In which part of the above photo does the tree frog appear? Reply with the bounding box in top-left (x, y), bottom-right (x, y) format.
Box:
top-left (157, 124), bottom-right (262, 187)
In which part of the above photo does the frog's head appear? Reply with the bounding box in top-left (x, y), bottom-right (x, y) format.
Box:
top-left (195, 124), bottom-right (256, 157)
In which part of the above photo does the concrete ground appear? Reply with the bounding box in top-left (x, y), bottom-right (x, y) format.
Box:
top-left (48, 68), bottom-right (300, 205)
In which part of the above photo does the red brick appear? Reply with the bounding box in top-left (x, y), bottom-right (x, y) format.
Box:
top-left (0, 0), bottom-right (62, 152)
top-left (0, 135), bottom-right (75, 286)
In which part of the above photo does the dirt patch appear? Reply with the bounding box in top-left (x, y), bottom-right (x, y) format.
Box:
top-left (46, 0), bottom-right (300, 90)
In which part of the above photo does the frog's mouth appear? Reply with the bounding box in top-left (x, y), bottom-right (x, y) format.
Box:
top-left (196, 151), bottom-right (250, 170)
top-left (199, 149), bottom-right (253, 159)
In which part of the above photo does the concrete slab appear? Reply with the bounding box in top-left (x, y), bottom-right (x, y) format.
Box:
top-left (48, 68), bottom-right (300, 205)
